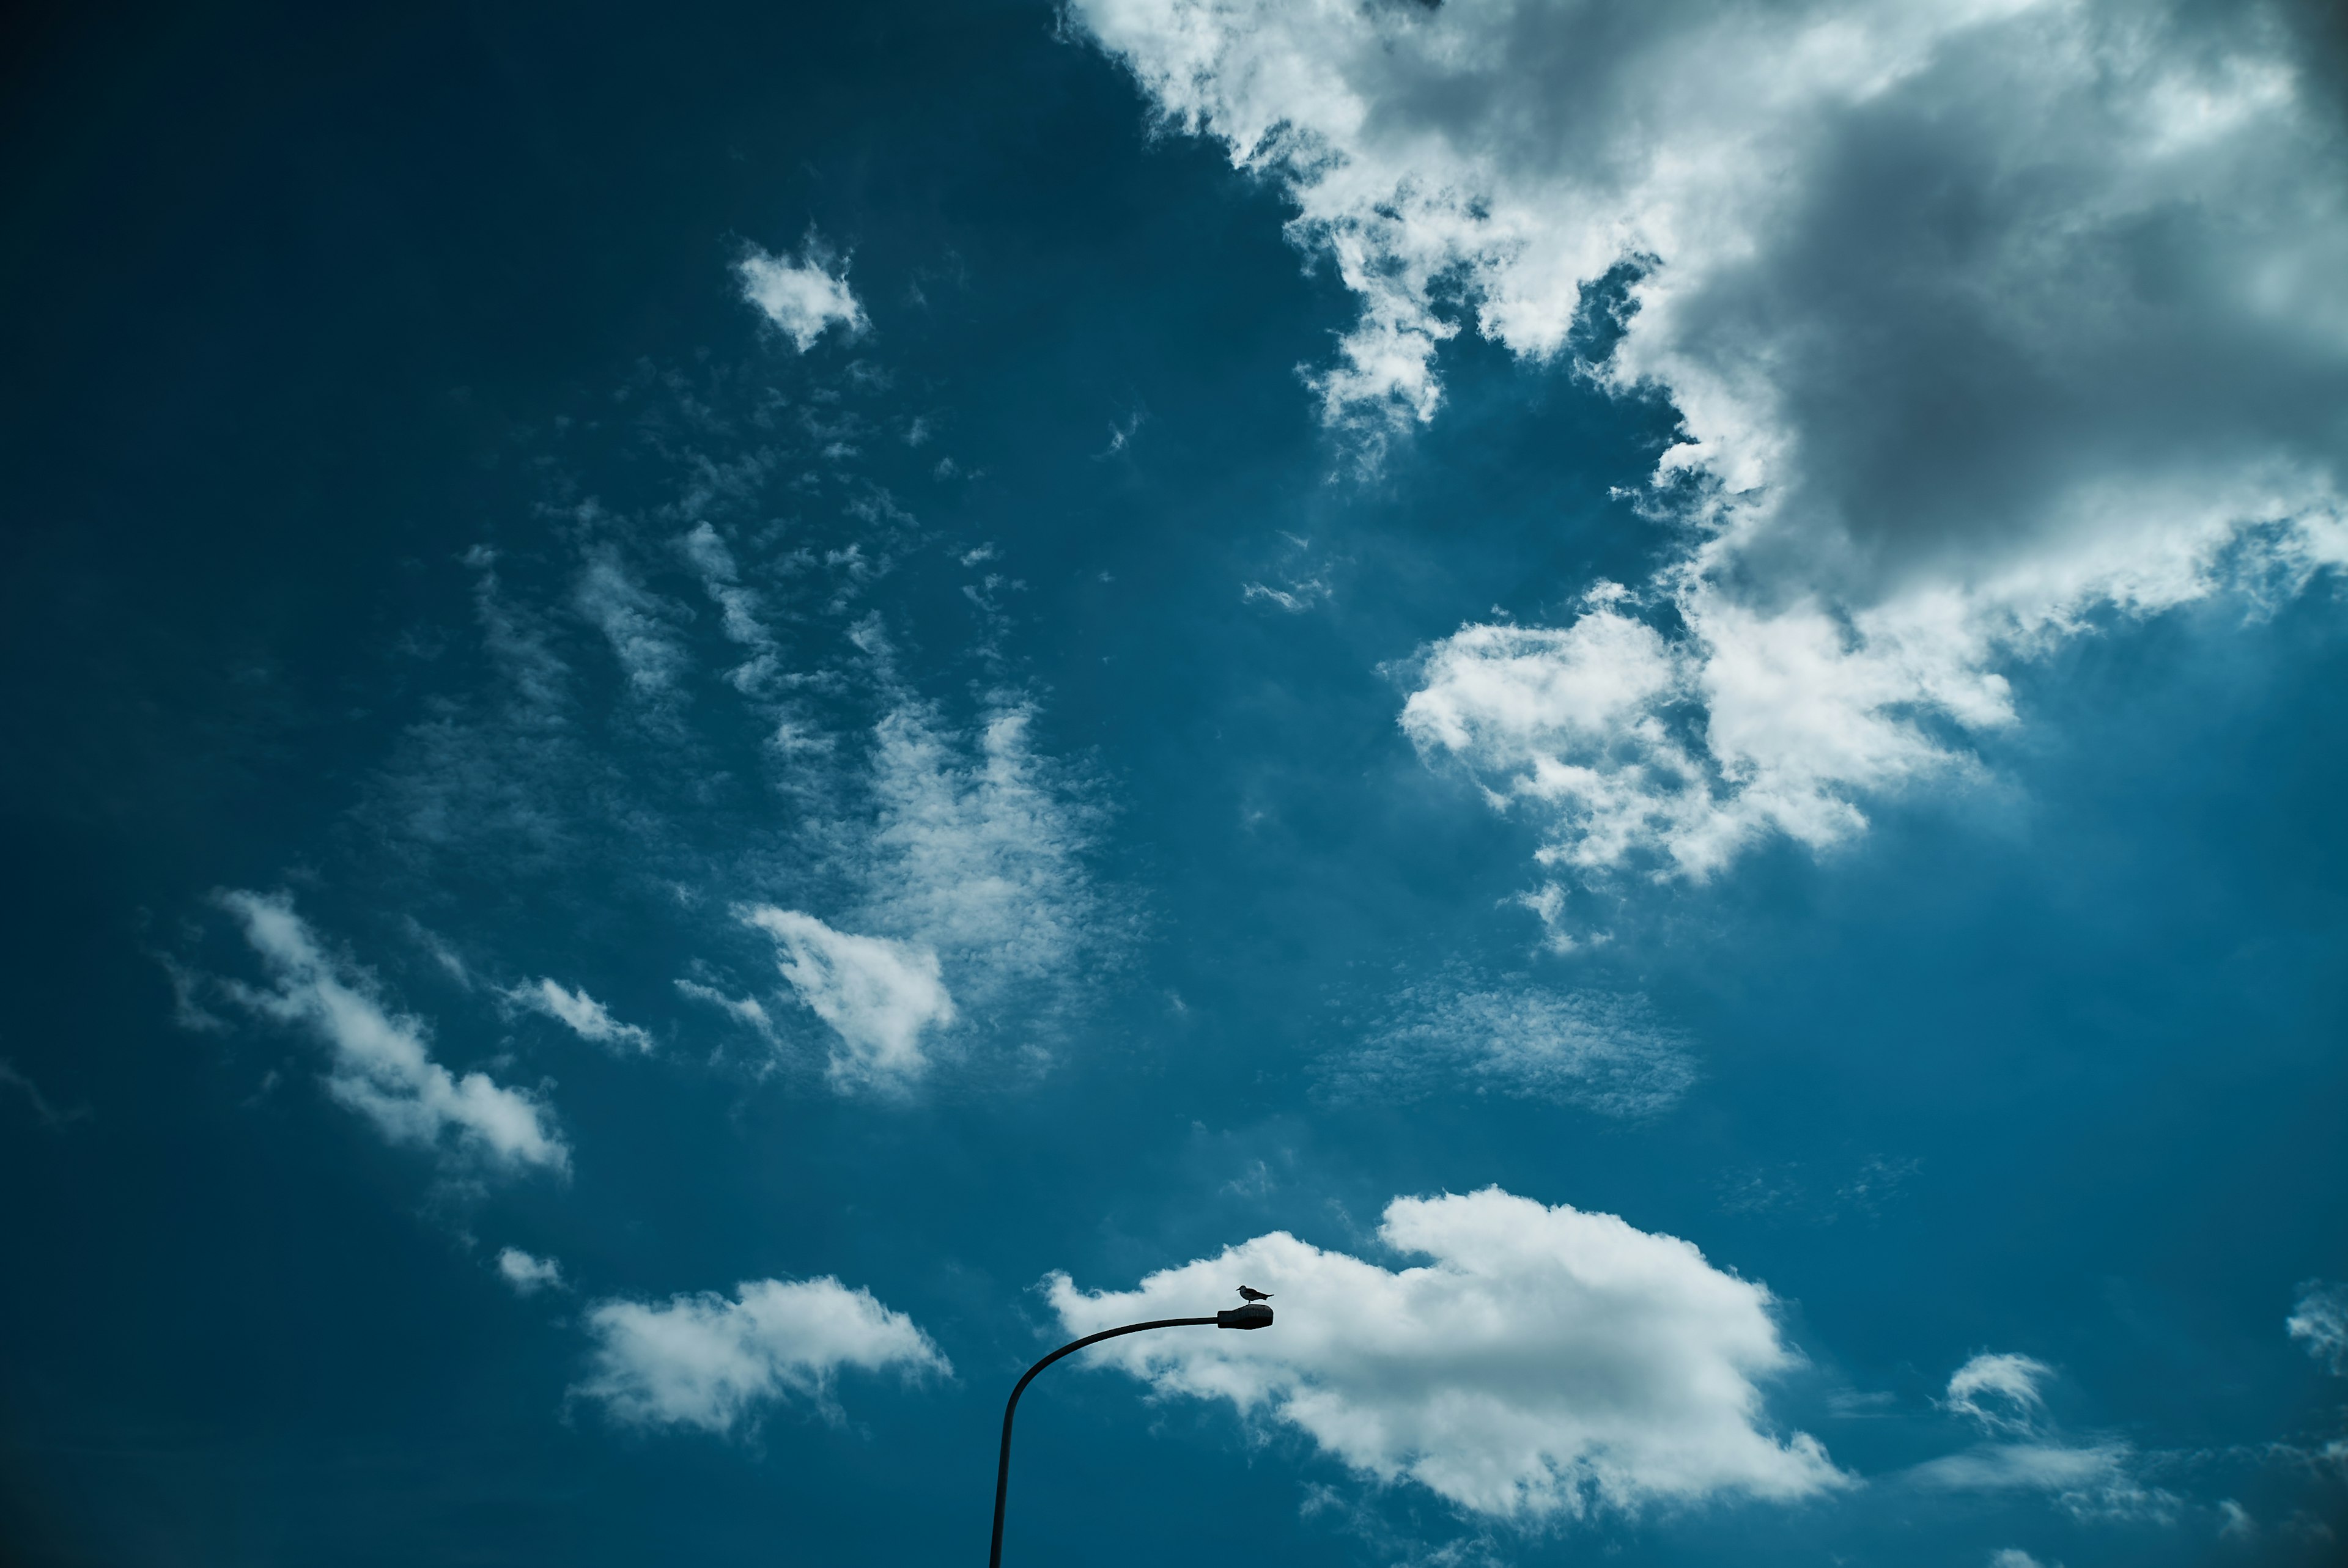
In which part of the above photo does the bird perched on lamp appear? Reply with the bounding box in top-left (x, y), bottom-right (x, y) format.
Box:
top-left (1235, 1286), bottom-right (1273, 1302)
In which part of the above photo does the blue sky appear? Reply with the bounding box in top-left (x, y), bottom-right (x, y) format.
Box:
top-left (3, 1), bottom-right (2347, 1564)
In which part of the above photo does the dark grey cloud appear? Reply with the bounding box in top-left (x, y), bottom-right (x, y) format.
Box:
top-left (1078, 0), bottom-right (2348, 893)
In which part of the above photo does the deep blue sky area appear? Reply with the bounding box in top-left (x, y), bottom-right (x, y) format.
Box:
top-left (4, 3), bottom-right (2346, 1566)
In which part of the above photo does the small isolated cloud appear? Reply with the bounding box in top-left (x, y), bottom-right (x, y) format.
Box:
top-left (1241, 578), bottom-right (1330, 614)
top-left (1094, 408), bottom-right (1146, 458)
top-left (1990, 1552), bottom-right (2057, 1568)
top-left (1913, 1352), bottom-right (2174, 1522)
top-left (674, 979), bottom-right (780, 1044)
top-left (1945, 1352), bottom-right (2054, 1435)
top-left (2288, 1281), bottom-right (2348, 1374)
top-left (497, 1246), bottom-right (565, 1296)
top-left (1326, 982), bottom-right (1694, 1118)
top-left (506, 977), bottom-right (654, 1055)
top-left (740, 907), bottom-right (954, 1092)
top-left (736, 235), bottom-right (869, 352)
top-left (0, 1059), bottom-right (86, 1130)
top-left (575, 1275), bottom-right (949, 1435)
top-left (212, 891), bottom-right (569, 1175)
top-left (1047, 1187), bottom-right (1846, 1523)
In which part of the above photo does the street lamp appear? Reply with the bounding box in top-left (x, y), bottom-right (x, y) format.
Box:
top-left (988, 1301), bottom-right (1274, 1567)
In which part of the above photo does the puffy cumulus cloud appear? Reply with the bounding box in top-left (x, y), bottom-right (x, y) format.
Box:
top-left (2289, 1279), bottom-right (2348, 1374)
top-left (1047, 1187), bottom-right (1845, 1523)
top-left (737, 236), bottom-right (869, 352)
top-left (1912, 1352), bottom-right (2175, 1522)
top-left (497, 1246), bottom-right (566, 1296)
top-left (1323, 979), bottom-right (1694, 1117)
top-left (1076, 0), bottom-right (2348, 891)
top-left (1398, 587), bottom-right (2015, 881)
top-left (740, 907), bottom-right (955, 1092)
top-left (575, 1275), bottom-right (949, 1434)
top-left (212, 891), bottom-right (569, 1175)
top-left (504, 977), bottom-right (655, 1055)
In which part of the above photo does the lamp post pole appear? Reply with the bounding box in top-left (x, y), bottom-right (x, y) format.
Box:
top-left (988, 1302), bottom-right (1274, 1567)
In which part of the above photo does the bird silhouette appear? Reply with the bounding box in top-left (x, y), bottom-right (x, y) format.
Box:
top-left (1236, 1286), bottom-right (1273, 1302)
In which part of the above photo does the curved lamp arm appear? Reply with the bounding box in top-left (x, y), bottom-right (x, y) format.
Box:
top-left (989, 1305), bottom-right (1273, 1567)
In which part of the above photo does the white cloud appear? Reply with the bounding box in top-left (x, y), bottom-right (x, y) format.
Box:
top-left (497, 1246), bottom-right (566, 1296)
top-left (676, 522), bottom-right (783, 694)
top-left (737, 237), bottom-right (869, 352)
top-left (1242, 578), bottom-right (1330, 614)
top-left (739, 906), bottom-right (955, 1091)
top-left (575, 548), bottom-right (690, 705)
top-left (1076, 0), bottom-right (2348, 894)
top-left (1944, 1352), bottom-right (2054, 1435)
top-left (213, 891), bottom-right (569, 1175)
top-left (1324, 981), bottom-right (1694, 1117)
top-left (674, 978), bottom-right (780, 1043)
top-left (1914, 1352), bottom-right (2174, 1522)
top-left (0, 1059), bottom-right (84, 1129)
top-left (1990, 1551), bottom-right (2057, 1568)
top-left (1047, 1187), bottom-right (1847, 1523)
top-left (2289, 1281), bottom-right (2348, 1374)
top-left (506, 977), bottom-right (655, 1055)
top-left (847, 702), bottom-right (1106, 1006)
top-left (575, 1275), bottom-right (949, 1434)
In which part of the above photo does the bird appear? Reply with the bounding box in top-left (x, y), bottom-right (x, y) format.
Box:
top-left (1236, 1286), bottom-right (1274, 1302)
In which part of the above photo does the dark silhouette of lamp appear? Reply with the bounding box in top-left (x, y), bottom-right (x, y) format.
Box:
top-left (988, 1300), bottom-right (1274, 1566)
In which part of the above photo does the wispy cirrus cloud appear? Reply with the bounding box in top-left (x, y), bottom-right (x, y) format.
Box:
top-left (1075, 0), bottom-right (2348, 908)
top-left (1910, 1352), bottom-right (2176, 1522)
top-left (504, 977), bottom-right (655, 1056)
top-left (847, 700), bottom-right (1110, 1010)
top-left (575, 547), bottom-right (691, 713)
top-left (2288, 1280), bottom-right (2348, 1375)
top-left (342, 292), bottom-right (1120, 1099)
top-left (0, 1059), bottom-right (87, 1130)
top-left (1322, 979), bottom-right (1694, 1118)
top-left (1049, 1187), bottom-right (1845, 1523)
top-left (209, 890), bottom-right (569, 1176)
top-left (575, 1275), bottom-right (948, 1434)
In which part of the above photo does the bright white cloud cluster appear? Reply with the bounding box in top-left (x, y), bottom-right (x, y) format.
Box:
top-left (1327, 979), bottom-right (1693, 1117)
top-left (2289, 1280), bottom-right (2348, 1375)
top-left (1048, 1187), bottom-right (1845, 1522)
top-left (736, 237), bottom-right (869, 352)
top-left (1076, 0), bottom-right (2348, 890)
top-left (505, 977), bottom-right (655, 1055)
top-left (575, 1275), bottom-right (949, 1434)
top-left (741, 906), bottom-right (956, 1092)
top-left (1913, 1352), bottom-right (2174, 1522)
top-left (213, 891), bottom-right (569, 1175)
